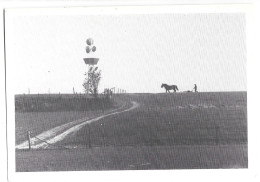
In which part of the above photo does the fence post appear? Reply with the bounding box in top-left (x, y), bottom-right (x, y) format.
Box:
top-left (102, 123), bottom-right (105, 147)
top-left (27, 131), bottom-right (31, 150)
top-left (215, 126), bottom-right (219, 145)
top-left (87, 125), bottom-right (91, 148)
top-left (102, 97), bottom-right (105, 113)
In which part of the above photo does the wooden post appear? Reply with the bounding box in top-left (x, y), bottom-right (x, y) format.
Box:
top-left (27, 131), bottom-right (31, 150)
top-left (87, 125), bottom-right (91, 148)
top-left (216, 126), bottom-right (219, 145)
top-left (102, 123), bottom-right (105, 147)
top-left (101, 97), bottom-right (104, 113)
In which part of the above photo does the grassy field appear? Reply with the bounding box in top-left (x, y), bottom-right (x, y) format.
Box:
top-left (15, 92), bottom-right (247, 171)
top-left (15, 94), bottom-right (114, 112)
top-left (16, 144), bottom-right (247, 171)
top-left (16, 111), bottom-right (104, 144)
top-left (15, 94), bottom-right (123, 144)
top-left (57, 92), bottom-right (247, 147)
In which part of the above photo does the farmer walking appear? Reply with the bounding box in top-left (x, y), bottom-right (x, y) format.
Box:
top-left (193, 84), bottom-right (198, 92)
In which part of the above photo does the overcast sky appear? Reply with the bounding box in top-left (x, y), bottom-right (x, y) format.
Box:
top-left (5, 10), bottom-right (246, 94)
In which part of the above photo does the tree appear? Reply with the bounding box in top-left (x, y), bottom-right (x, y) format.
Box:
top-left (83, 67), bottom-right (101, 97)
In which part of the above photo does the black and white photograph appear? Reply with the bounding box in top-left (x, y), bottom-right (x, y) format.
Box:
top-left (2, 2), bottom-right (260, 182)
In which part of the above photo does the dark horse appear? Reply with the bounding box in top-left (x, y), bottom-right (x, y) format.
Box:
top-left (161, 83), bottom-right (179, 93)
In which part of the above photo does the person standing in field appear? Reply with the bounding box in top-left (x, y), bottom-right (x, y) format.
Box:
top-left (193, 84), bottom-right (198, 92)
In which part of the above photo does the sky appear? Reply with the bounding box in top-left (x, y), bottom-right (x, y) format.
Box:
top-left (5, 9), bottom-right (246, 94)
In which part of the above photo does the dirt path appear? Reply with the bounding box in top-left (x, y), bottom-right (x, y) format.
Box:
top-left (16, 101), bottom-right (139, 149)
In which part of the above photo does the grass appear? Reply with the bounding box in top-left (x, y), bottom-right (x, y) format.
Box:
top-left (57, 92), bottom-right (247, 147)
top-left (16, 111), bottom-right (105, 144)
top-left (15, 94), bottom-right (114, 112)
top-left (15, 92), bottom-right (247, 171)
top-left (16, 144), bottom-right (247, 171)
top-left (15, 95), bottom-right (122, 144)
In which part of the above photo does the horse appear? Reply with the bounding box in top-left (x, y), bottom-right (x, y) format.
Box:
top-left (161, 84), bottom-right (179, 93)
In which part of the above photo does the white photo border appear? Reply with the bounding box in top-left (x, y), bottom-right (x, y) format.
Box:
top-left (2, 2), bottom-right (260, 182)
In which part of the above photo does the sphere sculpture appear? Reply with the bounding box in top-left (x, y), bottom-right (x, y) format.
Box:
top-left (85, 38), bottom-right (96, 53)
top-left (86, 38), bottom-right (94, 46)
top-left (86, 46), bottom-right (91, 53)
top-left (84, 38), bottom-right (99, 65)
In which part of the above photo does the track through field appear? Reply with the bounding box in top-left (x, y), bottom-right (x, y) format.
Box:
top-left (16, 92), bottom-right (247, 171)
top-left (16, 101), bottom-right (139, 149)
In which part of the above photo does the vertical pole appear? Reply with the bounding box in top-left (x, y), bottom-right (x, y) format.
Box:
top-left (102, 96), bottom-right (105, 113)
top-left (102, 123), bottom-right (105, 147)
top-left (89, 65), bottom-right (91, 94)
top-left (88, 125), bottom-right (91, 148)
top-left (87, 65), bottom-right (89, 94)
top-left (27, 131), bottom-right (31, 150)
top-left (216, 126), bottom-right (219, 145)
